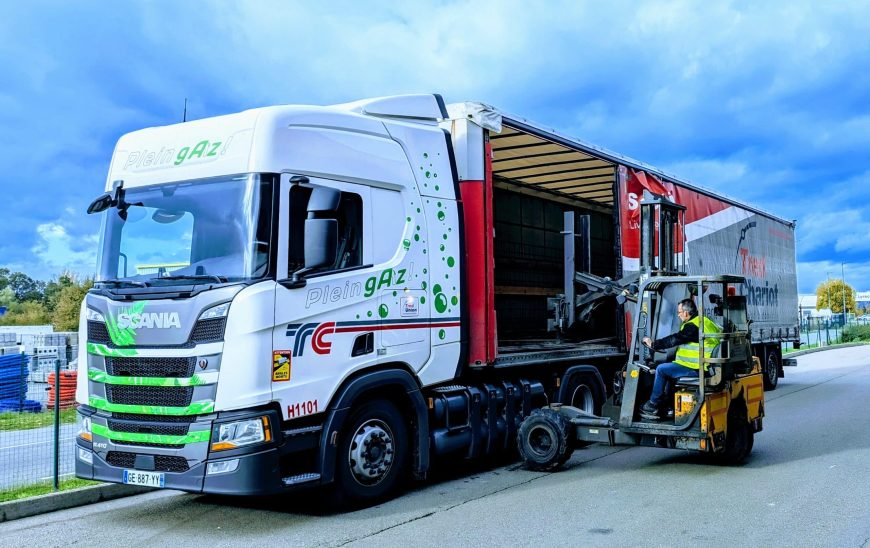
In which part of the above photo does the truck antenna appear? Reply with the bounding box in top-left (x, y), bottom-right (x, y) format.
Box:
top-left (183, 98), bottom-right (188, 122)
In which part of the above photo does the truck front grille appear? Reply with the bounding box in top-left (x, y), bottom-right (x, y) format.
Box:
top-left (111, 413), bottom-right (196, 423)
top-left (107, 419), bottom-right (190, 437)
top-left (105, 357), bottom-right (196, 378)
top-left (105, 385), bottom-right (193, 408)
top-left (117, 441), bottom-right (187, 449)
top-left (88, 317), bottom-right (224, 348)
top-left (190, 318), bottom-right (226, 343)
top-left (106, 451), bottom-right (190, 472)
top-left (88, 321), bottom-right (111, 345)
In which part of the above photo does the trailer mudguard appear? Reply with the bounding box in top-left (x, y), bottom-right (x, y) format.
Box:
top-left (558, 365), bottom-right (607, 411)
top-left (318, 368), bottom-right (429, 483)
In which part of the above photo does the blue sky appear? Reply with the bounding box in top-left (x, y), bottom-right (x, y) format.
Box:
top-left (1, 1), bottom-right (868, 294)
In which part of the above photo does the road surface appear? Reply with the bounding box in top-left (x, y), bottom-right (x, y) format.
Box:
top-left (1, 347), bottom-right (868, 546)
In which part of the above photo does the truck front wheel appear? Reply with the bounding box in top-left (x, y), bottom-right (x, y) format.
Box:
top-left (334, 400), bottom-right (409, 505)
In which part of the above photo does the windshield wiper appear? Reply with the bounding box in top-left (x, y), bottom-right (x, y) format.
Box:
top-left (96, 279), bottom-right (149, 288)
top-left (156, 274), bottom-right (228, 284)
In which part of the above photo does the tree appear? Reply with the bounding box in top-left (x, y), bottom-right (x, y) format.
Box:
top-left (816, 278), bottom-right (856, 314)
top-left (0, 300), bottom-right (51, 326)
top-left (51, 277), bottom-right (94, 331)
top-left (0, 269), bottom-right (45, 302)
top-left (43, 272), bottom-right (76, 313)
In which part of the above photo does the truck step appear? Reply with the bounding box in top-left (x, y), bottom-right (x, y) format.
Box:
top-left (282, 473), bottom-right (321, 486)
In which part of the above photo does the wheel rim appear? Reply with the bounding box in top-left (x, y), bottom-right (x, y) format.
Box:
top-left (766, 354), bottom-right (778, 385)
top-left (526, 424), bottom-right (557, 459)
top-left (571, 384), bottom-right (595, 414)
top-left (348, 419), bottom-right (395, 486)
top-left (612, 369), bottom-right (624, 396)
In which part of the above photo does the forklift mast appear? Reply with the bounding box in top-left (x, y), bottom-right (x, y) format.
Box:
top-left (553, 190), bottom-right (686, 336)
top-left (638, 190), bottom-right (686, 281)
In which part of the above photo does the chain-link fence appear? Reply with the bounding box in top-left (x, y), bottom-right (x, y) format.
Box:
top-left (0, 333), bottom-right (79, 496)
top-left (799, 316), bottom-right (870, 348)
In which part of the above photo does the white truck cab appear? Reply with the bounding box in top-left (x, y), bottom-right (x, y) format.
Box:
top-left (76, 95), bottom-right (466, 498)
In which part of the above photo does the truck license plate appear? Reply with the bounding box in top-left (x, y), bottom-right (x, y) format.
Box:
top-left (123, 469), bottom-right (165, 488)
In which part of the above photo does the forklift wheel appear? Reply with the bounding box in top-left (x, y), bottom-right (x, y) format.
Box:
top-left (517, 408), bottom-right (574, 471)
top-left (717, 412), bottom-right (754, 465)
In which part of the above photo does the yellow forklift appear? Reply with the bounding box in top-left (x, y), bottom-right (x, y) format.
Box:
top-left (517, 193), bottom-right (764, 468)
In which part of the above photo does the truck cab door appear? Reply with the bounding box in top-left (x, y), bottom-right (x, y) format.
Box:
top-left (272, 175), bottom-right (377, 420)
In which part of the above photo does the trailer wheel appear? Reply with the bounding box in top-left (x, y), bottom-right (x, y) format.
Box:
top-left (717, 409), bottom-right (754, 465)
top-left (763, 349), bottom-right (780, 391)
top-left (517, 408), bottom-right (573, 471)
top-left (334, 400), bottom-right (409, 506)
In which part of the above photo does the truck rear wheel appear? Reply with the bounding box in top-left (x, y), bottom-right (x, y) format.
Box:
top-left (517, 408), bottom-right (573, 471)
top-left (763, 349), bottom-right (780, 391)
top-left (334, 400), bottom-right (409, 506)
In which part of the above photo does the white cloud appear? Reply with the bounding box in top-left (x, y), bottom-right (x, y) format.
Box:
top-left (31, 222), bottom-right (98, 279)
top-left (798, 210), bottom-right (870, 254)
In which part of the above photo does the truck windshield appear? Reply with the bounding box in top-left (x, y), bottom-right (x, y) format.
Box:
top-left (95, 174), bottom-right (273, 285)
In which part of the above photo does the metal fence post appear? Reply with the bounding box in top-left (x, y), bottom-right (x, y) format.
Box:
top-left (53, 358), bottom-right (60, 491)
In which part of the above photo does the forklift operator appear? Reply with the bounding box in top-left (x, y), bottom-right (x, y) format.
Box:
top-left (639, 298), bottom-right (721, 420)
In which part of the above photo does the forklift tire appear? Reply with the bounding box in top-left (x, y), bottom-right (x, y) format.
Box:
top-left (517, 408), bottom-right (573, 471)
top-left (718, 411), bottom-right (754, 465)
top-left (763, 349), bottom-right (780, 391)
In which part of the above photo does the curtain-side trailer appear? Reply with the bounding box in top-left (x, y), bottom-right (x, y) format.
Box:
top-left (75, 94), bottom-right (798, 505)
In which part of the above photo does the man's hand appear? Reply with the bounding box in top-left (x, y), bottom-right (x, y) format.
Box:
top-left (642, 337), bottom-right (652, 348)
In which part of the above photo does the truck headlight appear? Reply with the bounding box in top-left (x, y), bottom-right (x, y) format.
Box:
top-left (86, 308), bottom-right (105, 322)
top-left (78, 415), bottom-right (92, 443)
top-left (199, 302), bottom-right (230, 321)
top-left (211, 416), bottom-right (271, 451)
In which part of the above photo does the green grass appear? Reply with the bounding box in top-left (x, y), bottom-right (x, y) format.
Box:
top-left (0, 478), bottom-right (99, 503)
top-left (0, 407), bottom-right (78, 431)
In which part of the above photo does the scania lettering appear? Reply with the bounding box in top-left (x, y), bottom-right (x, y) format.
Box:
top-left (76, 95), bottom-right (798, 503)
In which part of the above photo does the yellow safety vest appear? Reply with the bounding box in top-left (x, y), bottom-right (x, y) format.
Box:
top-left (674, 315), bottom-right (722, 370)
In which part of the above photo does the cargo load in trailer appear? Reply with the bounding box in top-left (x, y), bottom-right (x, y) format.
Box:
top-left (75, 94), bottom-right (798, 504)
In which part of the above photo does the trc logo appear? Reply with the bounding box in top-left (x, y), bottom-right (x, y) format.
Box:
top-left (285, 322), bottom-right (335, 356)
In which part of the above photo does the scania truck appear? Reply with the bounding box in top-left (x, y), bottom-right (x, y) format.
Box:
top-left (75, 94), bottom-right (798, 503)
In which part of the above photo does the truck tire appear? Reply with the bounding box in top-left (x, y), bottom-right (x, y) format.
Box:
top-left (517, 408), bottom-right (573, 471)
top-left (559, 373), bottom-right (603, 448)
top-left (763, 348), bottom-right (780, 391)
top-left (717, 409), bottom-right (754, 465)
top-left (333, 400), bottom-right (409, 506)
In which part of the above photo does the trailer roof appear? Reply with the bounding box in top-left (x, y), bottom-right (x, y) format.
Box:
top-left (451, 101), bottom-right (793, 227)
top-left (499, 111), bottom-right (794, 227)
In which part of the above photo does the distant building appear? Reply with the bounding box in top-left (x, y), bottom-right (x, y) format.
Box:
top-left (798, 295), bottom-right (832, 320)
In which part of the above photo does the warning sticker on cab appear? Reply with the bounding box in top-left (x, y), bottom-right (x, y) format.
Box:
top-left (272, 350), bottom-right (292, 382)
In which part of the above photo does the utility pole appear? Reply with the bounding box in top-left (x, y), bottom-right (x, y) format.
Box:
top-left (842, 262), bottom-right (847, 326)
top-left (183, 98), bottom-right (188, 122)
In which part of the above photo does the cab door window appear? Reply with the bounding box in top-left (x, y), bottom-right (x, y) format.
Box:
top-left (287, 185), bottom-right (364, 275)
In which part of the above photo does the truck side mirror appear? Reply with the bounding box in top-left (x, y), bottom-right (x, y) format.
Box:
top-left (304, 218), bottom-right (337, 270)
top-left (87, 193), bottom-right (114, 214)
top-left (279, 185), bottom-right (341, 289)
top-left (308, 186), bottom-right (341, 212)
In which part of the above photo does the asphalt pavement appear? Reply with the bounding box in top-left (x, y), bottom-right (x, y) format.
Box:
top-left (1, 347), bottom-right (868, 547)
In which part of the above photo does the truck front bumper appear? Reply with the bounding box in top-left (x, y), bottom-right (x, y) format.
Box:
top-left (75, 439), bottom-right (292, 496)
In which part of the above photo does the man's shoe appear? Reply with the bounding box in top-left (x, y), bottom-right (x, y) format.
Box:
top-left (639, 401), bottom-right (662, 420)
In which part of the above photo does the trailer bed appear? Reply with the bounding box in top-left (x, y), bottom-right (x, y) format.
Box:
top-left (492, 338), bottom-right (624, 368)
